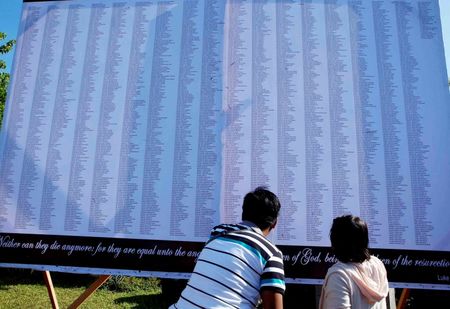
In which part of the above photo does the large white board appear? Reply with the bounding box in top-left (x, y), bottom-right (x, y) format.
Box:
top-left (0, 0), bottom-right (449, 288)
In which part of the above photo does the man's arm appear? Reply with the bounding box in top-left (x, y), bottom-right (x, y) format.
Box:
top-left (260, 251), bottom-right (285, 309)
top-left (261, 290), bottom-right (283, 309)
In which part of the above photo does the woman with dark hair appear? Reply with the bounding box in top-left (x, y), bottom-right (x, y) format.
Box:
top-left (319, 215), bottom-right (389, 309)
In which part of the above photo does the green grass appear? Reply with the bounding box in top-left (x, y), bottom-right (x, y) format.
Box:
top-left (0, 269), bottom-right (171, 308)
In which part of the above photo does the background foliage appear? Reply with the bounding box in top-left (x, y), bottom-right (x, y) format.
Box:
top-left (0, 32), bottom-right (15, 128)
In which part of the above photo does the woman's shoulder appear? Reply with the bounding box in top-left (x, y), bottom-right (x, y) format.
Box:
top-left (325, 261), bottom-right (354, 280)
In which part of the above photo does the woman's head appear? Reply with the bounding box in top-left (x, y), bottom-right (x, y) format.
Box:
top-left (330, 215), bottom-right (370, 263)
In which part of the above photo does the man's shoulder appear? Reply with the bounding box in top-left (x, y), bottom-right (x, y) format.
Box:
top-left (211, 225), bottom-right (282, 259)
top-left (210, 223), bottom-right (251, 237)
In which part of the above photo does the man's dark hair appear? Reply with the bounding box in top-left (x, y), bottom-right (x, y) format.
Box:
top-left (242, 186), bottom-right (281, 230)
top-left (330, 215), bottom-right (370, 263)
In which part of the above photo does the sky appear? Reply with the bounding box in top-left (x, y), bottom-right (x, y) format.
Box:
top-left (0, 0), bottom-right (449, 78)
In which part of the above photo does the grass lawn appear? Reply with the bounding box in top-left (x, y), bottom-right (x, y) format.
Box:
top-left (0, 268), bottom-right (171, 308)
top-left (3, 268), bottom-right (449, 308)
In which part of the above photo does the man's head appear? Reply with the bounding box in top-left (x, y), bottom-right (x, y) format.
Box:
top-left (242, 186), bottom-right (281, 231)
top-left (330, 215), bottom-right (370, 263)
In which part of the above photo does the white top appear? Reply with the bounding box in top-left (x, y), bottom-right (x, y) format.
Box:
top-left (320, 256), bottom-right (389, 309)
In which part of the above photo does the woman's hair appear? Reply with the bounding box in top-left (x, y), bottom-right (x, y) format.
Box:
top-left (242, 186), bottom-right (281, 230)
top-left (330, 215), bottom-right (370, 263)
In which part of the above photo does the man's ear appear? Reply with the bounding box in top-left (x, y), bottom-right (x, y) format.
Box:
top-left (270, 219), bottom-right (277, 230)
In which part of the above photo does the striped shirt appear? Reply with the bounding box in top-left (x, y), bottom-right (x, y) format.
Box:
top-left (170, 222), bottom-right (285, 308)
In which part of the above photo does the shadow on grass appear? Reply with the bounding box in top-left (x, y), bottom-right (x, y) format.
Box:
top-left (0, 268), bottom-right (45, 285)
top-left (0, 268), bottom-right (97, 288)
top-left (114, 294), bottom-right (171, 308)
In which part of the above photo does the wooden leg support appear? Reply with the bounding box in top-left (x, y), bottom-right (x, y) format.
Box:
top-left (43, 271), bottom-right (59, 309)
top-left (68, 275), bottom-right (111, 309)
top-left (397, 288), bottom-right (410, 309)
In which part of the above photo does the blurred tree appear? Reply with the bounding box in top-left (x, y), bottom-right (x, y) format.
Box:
top-left (0, 32), bottom-right (16, 129)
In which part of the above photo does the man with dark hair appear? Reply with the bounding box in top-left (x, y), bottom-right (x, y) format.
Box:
top-left (170, 186), bottom-right (285, 308)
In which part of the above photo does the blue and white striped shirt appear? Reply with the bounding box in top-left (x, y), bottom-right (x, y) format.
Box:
top-left (171, 222), bottom-right (285, 308)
